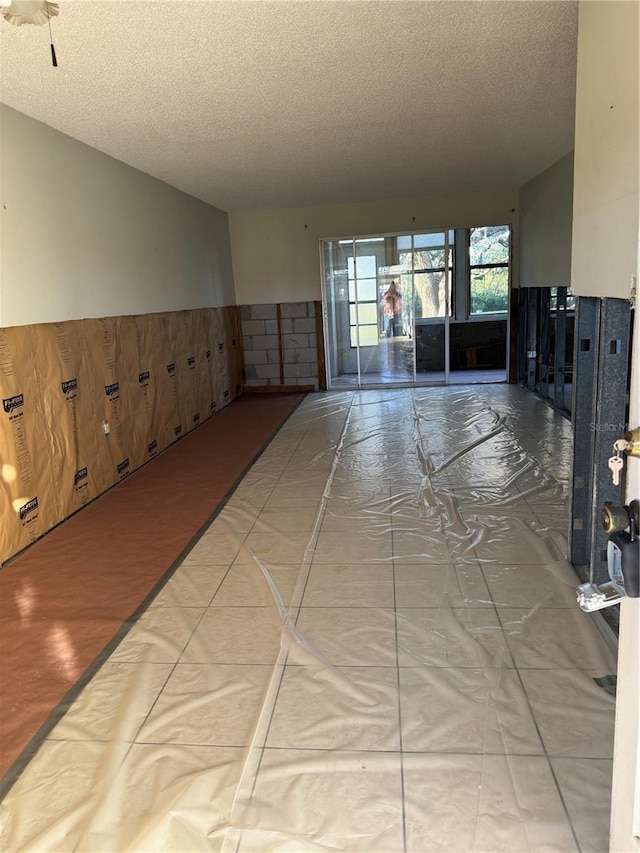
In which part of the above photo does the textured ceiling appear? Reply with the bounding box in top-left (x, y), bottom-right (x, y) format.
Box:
top-left (0, 0), bottom-right (578, 211)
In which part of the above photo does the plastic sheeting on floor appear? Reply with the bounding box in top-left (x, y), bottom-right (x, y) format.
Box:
top-left (0, 386), bottom-right (617, 852)
top-left (0, 392), bottom-right (304, 780)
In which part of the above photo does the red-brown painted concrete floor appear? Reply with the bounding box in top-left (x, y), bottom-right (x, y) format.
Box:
top-left (0, 393), bottom-right (304, 790)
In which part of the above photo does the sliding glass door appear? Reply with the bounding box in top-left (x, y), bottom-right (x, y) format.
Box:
top-left (323, 236), bottom-right (410, 387)
top-left (402, 232), bottom-right (452, 384)
top-left (322, 231), bottom-right (452, 388)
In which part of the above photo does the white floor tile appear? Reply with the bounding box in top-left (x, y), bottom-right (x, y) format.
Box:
top-left (313, 530), bottom-right (393, 563)
top-left (252, 507), bottom-right (320, 533)
top-left (48, 662), bottom-right (173, 742)
top-left (0, 740), bottom-right (117, 852)
top-left (243, 530), bottom-right (313, 565)
top-left (110, 607), bottom-right (206, 663)
top-left (469, 515), bottom-right (565, 564)
top-left (294, 607), bottom-right (397, 666)
top-left (454, 561), bottom-right (495, 607)
top-left (181, 530), bottom-right (245, 566)
top-left (483, 561), bottom-right (580, 609)
top-left (394, 564), bottom-right (465, 608)
top-left (181, 607), bottom-right (283, 665)
top-left (211, 563), bottom-right (300, 608)
top-left (404, 753), bottom-right (578, 852)
top-left (400, 666), bottom-right (543, 754)
top-left (327, 480), bottom-right (391, 503)
top-left (301, 563), bottom-right (395, 607)
top-left (498, 607), bottom-right (617, 671)
top-left (239, 748), bottom-right (404, 852)
top-left (266, 665), bottom-right (400, 751)
top-left (3, 386), bottom-right (619, 851)
top-left (551, 758), bottom-right (613, 853)
top-left (391, 529), bottom-right (453, 563)
top-left (520, 668), bottom-right (616, 758)
top-left (230, 484), bottom-right (273, 509)
top-left (321, 498), bottom-right (392, 531)
top-left (397, 607), bottom-right (510, 668)
top-left (137, 663), bottom-right (272, 747)
top-left (217, 501), bottom-right (261, 533)
top-left (148, 565), bottom-right (228, 608)
top-left (80, 744), bottom-right (243, 852)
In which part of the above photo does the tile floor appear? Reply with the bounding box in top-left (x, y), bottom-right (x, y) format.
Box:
top-left (0, 386), bottom-right (617, 852)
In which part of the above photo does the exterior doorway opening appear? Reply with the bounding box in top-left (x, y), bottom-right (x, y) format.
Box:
top-left (321, 226), bottom-right (510, 389)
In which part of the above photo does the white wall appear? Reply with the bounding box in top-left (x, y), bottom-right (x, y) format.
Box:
top-left (571, 4), bottom-right (640, 848)
top-left (229, 188), bottom-right (519, 304)
top-left (613, 251), bottom-right (640, 853)
top-left (519, 151), bottom-right (574, 289)
top-left (0, 106), bottom-right (236, 327)
top-left (571, 1), bottom-right (639, 300)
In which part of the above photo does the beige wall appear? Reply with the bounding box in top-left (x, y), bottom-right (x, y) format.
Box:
top-left (229, 188), bottom-right (519, 304)
top-left (571, 1), bottom-right (639, 300)
top-left (519, 151), bottom-right (574, 289)
top-left (576, 4), bottom-right (640, 850)
top-left (0, 106), bottom-right (236, 327)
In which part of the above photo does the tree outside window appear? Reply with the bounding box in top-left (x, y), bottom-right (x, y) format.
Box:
top-left (469, 225), bottom-right (510, 315)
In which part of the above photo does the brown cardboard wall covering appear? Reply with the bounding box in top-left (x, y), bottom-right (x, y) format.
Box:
top-left (32, 321), bottom-right (106, 512)
top-left (224, 304), bottom-right (244, 399)
top-left (0, 327), bottom-right (59, 557)
top-left (0, 307), bottom-right (241, 565)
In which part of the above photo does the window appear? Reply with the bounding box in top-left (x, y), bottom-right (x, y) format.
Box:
top-left (398, 231), bottom-right (455, 320)
top-left (469, 225), bottom-right (510, 315)
top-left (347, 255), bottom-right (379, 347)
top-left (550, 287), bottom-right (576, 313)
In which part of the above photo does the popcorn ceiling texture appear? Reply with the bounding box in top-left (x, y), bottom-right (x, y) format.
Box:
top-left (0, 1), bottom-right (577, 211)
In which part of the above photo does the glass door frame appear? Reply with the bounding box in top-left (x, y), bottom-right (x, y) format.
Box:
top-left (405, 230), bottom-right (451, 386)
top-left (320, 228), bottom-right (452, 390)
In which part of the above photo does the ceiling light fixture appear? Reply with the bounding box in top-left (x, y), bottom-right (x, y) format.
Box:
top-left (1, 1), bottom-right (59, 66)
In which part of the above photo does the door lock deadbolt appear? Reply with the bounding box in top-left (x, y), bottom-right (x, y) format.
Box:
top-left (601, 499), bottom-right (639, 534)
top-left (577, 499), bottom-right (639, 611)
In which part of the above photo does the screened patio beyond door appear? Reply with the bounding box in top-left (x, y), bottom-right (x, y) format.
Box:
top-left (321, 227), bottom-right (510, 389)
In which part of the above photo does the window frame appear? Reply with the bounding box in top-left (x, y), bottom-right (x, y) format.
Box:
top-left (347, 254), bottom-right (380, 348)
top-left (467, 225), bottom-right (511, 319)
top-left (397, 238), bottom-right (455, 321)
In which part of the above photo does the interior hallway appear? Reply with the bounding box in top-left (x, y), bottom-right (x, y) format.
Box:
top-left (0, 385), bottom-right (616, 852)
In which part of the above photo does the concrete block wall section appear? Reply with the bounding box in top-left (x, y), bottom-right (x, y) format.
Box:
top-left (241, 302), bottom-right (321, 390)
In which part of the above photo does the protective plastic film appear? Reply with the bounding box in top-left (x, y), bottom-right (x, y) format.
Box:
top-left (0, 387), bottom-right (617, 852)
